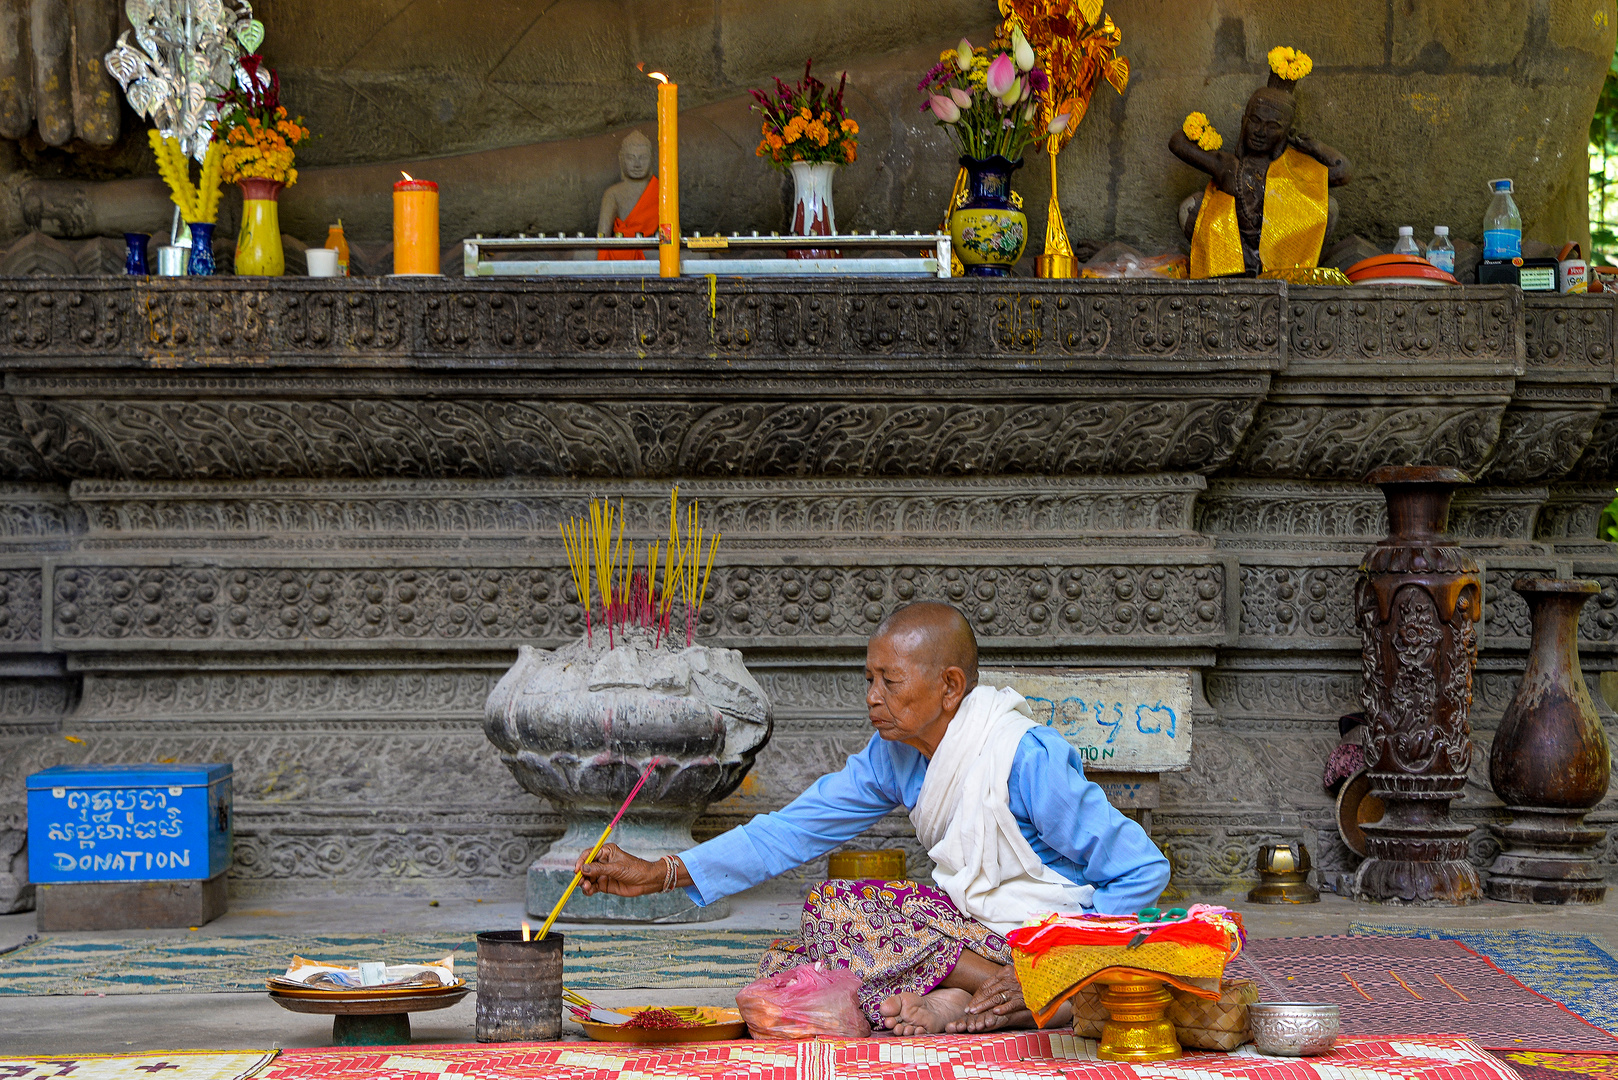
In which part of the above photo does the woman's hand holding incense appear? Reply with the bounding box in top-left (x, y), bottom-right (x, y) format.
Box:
top-left (576, 843), bottom-right (691, 896)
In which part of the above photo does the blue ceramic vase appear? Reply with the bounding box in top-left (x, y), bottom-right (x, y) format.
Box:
top-left (123, 233), bottom-right (149, 275)
top-left (949, 155), bottom-right (1027, 277)
top-left (187, 222), bottom-right (216, 276)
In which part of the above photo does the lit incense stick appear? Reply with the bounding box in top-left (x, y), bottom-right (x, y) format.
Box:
top-left (536, 759), bottom-right (659, 941)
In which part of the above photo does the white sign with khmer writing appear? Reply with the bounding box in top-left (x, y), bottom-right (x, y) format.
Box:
top-left (979, 669), bottom-right (1193, 772)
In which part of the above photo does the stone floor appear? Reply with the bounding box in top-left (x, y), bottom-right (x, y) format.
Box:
top-left (2, 886), bottom-right (1615, 1055)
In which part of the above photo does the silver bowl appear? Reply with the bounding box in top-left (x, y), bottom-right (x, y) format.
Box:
top-left (1247, 1003), bottom-right (1340, 1056)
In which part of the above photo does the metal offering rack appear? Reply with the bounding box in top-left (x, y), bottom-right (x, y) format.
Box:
top-left (464, 232), bottom-right (951, 278)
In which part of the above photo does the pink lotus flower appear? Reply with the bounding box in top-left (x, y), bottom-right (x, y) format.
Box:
top-left (1047, 112), bottom-right (1072, 134)
top-left (950, 87), bottom-right (972, 108)
top-left (928, 94), bottom-right (960, 123)
top-left (956, 38), bottom-right (974, 72)
top-left (986, 53), bottom-right (1016, 97)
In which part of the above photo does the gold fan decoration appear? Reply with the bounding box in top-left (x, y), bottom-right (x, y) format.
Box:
top-left (998, 0), bottom-right (1129, 277)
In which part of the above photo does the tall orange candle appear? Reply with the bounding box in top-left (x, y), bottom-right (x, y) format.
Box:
top-left (649, 72), bottom-right (679, 278)
top-left (393, 173), bottom-right (440, 275)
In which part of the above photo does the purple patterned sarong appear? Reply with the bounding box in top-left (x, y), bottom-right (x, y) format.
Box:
top-left (757, 878), bottom-right (1012, 1025)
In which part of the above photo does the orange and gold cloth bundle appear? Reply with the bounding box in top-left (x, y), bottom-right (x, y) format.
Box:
top-left (1007, 905), bottom-right (1246, 1027)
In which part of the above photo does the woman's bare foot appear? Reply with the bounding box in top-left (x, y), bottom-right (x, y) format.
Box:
top-left (878, 988), bottom-right (973, 1035)
top-left (945, 999), bottom-right (1071, 1034)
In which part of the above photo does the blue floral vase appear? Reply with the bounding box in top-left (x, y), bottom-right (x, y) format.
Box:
top-left (123, 233), bottom-right (149, 275)
top-left (187, 222), bottom-right (216, 277)
top-left (949, 155), bottom-right (1027, 277)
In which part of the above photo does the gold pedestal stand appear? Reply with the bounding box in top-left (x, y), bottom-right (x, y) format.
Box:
top-left (1035, 148), bottom-right (1077, 279)
top-left (1093, 971), bottom-right (1181, 1061)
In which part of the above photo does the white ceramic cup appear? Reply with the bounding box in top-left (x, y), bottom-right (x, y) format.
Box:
top-left (306, 247), bottom-right (340, 277)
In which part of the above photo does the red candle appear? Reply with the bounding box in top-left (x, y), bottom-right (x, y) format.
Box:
top-left (393, 173), bottom-right (439, 275)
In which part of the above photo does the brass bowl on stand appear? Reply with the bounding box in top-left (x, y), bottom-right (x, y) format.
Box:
top-left (1091, 970), bottom-right (1181, 1061)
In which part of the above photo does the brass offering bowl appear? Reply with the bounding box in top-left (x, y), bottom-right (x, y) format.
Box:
top-left (1247, 842), bottom-right (1320, 904)
top-left (827, 849), bottom-right (908, 881)
top-left (1247, 1003), bottom-right (1340, 1056)
top-left (1091, 970), bottom-right (1181, 1061)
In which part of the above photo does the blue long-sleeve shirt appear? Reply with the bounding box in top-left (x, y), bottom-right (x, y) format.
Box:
top-left (681, 726), bottom-right (1169, 916)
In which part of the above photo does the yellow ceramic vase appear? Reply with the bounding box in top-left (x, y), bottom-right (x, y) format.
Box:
top-left (235, 178), bottom-right (285, 276)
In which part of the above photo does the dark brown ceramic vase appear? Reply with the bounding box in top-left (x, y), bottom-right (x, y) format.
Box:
top-left (1486, 578), bottom-right (1611, 904)
top-left (1353, 466), bottom-right (1484, 905)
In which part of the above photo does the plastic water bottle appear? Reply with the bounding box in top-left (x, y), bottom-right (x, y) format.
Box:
top-left (1484, 179), bottom-right (1522, 260)
top-left (1392, 226), bottom-right (1422, 256)
top-left (1427, 226), bottom-right (1455, 274)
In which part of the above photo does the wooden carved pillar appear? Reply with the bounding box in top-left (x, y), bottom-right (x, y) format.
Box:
top-left (1354, 466), bottom-right (1484, 905)
top-left (1487, 578), bottom-right (1611, 904)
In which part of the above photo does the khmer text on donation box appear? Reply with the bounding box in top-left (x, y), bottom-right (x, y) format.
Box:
top-left (26, 763), bottom-right (233, 883)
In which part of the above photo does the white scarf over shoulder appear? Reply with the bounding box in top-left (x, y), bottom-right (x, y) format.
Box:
top-left (909, 684), bottom-right (1096, 936)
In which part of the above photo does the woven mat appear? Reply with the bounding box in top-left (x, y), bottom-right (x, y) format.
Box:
top-left (1494, 1050), bottom-right (1618, 1080)
top-left (1352, 924), bottom-right (1618, 1035)
top-left (0, 929), bottom-right (782, 995)
top-left (0, 1050), bottom-right (274, 1080)
top-left (262, 1034), bottom-right (1516, 1080)
top-left (1231, 934), bottom-right (1618, 1053)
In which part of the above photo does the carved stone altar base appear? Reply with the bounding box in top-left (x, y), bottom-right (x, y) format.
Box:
top-left (1353, 466), bottom-right (1484, 905)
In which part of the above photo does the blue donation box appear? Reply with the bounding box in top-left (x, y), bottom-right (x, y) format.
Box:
top-left (26, 763), bottom-right (233, 884)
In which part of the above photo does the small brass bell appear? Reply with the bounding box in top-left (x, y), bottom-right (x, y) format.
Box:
top-left (1247, 841), bottom-right (1320, 904)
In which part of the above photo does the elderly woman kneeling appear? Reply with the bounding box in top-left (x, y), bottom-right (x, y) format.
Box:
top-left (577, 602), bottom-right (1170, 1035)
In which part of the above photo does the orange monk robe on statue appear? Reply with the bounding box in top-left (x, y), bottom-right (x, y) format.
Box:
top-left (598, 177), bottom-right (659, 261)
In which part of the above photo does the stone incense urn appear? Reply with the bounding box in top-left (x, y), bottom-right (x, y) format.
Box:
top-left (1487, 578), bottom-right (1612, 904)
top-left (484, 629), bottom-right (772, 922)
top-left (1353, 466), bottom-right (1484, 905)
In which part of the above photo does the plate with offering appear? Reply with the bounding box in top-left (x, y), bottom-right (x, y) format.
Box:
top-left (266, 954), bottom-right (466, 1000)
top-left (576, 1003), bottom-right (748, 1043)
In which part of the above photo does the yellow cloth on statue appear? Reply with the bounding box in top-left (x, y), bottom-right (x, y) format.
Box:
top-left (1189, 148), bottom-right (1329, 278)
top-left (1013, 941), bottom-right (1229, 1027)
top-left (1188, 183), bottom-right (1243, 280)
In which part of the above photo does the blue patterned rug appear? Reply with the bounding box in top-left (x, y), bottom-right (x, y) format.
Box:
top-left (0, 928), bottom-right (782, 995)
top-left (1351, 923), bottom-right (1618, 1036)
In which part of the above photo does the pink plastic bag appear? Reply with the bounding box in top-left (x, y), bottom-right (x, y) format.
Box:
top-left (735, 961), bottom-right (872, 1039)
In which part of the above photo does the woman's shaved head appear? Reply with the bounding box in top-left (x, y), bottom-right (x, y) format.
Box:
top-left (872, 602), bottom-right (978, 688)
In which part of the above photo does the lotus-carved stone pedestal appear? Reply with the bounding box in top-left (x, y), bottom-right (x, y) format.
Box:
top-left (484, 631), bottom-right (773, 922)
top-left (1353, 467), bottom-right (1484, 906)
top-left (1487, 578), bottom-right (1612, 904)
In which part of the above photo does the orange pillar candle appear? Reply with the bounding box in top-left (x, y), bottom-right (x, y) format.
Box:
top-left (649, 72), bottom-right (679, 278)
top-left (392, 173), bottom-right (440, 275)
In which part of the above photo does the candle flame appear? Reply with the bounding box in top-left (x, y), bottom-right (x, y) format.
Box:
top-left (521, 921), bottom-right (531, 941)
top-left (401, 171), bottom-right (414, 181)
top-left (647, 71), bottom-right (668, 84)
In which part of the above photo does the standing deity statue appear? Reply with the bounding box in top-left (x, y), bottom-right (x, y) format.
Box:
top-left (596, 130), bottom-right (658, 262)
top-left (1168, 47), bottom-right (1351, 277)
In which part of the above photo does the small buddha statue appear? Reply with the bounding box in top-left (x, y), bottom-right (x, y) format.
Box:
top-left (1169, 47), bottom-right (1351, 277)
top-left (597, 130), bottom-right (658, 262)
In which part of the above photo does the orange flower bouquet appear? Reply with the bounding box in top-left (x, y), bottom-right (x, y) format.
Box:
top-left (750, 60), bottom-right (857, 244)
top-left (211, 54), bottom-right (311, 276)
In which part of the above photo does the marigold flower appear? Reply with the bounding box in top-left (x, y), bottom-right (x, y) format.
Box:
top-left (1267, 45), bottom-right (1311, 82)
top-left (841, 118), bottom-right (858, 135)
top-left (1182, 112), bottom-right (1207, 140)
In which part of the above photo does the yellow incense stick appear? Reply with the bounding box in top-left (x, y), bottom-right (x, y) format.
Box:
top-left (536, 759), bottom-right (658, 940)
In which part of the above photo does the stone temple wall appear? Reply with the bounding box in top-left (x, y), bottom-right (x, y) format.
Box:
top-left (3, 0), bottom-right (1613, 264)
top-left (0, 276), bottom-right (1613, 902)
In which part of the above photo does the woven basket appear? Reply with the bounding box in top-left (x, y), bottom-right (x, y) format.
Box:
top-left (1070, 978), bottom-right (1256, 1051)
top-left (1167, 978), bottom-right (1258, 1051)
